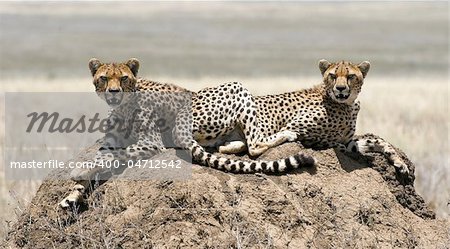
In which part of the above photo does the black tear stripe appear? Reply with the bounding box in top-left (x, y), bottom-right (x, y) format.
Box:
top-left (346, 67), bottom-right (349, 84)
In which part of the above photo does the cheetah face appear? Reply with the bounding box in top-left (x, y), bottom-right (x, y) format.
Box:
top-left (88, 58), bottom-right (140, 108)
top-left (319, 59), bottom-right (370, 105)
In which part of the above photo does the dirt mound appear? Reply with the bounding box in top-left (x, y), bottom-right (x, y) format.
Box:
top-left (3, 137), bottom-right (449, 248)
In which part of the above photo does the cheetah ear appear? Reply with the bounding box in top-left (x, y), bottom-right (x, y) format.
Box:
top-left (318, 59), bottom-right (331, 75)
top-left (88, 58), bottom-right (103, 77)
top-left (357, 61), bottom-right (370, 78)
top-left (126, 58), bottom-right (140, 76)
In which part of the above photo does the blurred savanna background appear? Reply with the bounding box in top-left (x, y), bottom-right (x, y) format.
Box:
top-left (0, 1), bottom-right (448, 238)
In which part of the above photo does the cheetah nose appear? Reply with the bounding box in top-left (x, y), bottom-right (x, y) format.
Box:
top-left (336, 86), bottom-right (347, 92)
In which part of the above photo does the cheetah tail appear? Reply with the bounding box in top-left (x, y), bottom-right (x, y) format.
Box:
top-left (190, 143), bottom-right (316, 174)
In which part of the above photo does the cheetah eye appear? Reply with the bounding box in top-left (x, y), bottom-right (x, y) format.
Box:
top-left (99, 76), bottom-right (108, 82)
top-left (121, 76), bottom-right (129, 82)
top-left (328, 74), bottom-right (337, 80)
top-left (348, 74), bottom-right (356, 80)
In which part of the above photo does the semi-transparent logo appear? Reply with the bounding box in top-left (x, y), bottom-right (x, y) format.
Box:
top-left (4, 92), bottom-right (193, 180)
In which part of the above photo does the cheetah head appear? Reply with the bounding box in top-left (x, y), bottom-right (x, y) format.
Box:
top-left (88, 58), bottom-right (140, 107)
top-left (319, 59), bottom-right (370, 105)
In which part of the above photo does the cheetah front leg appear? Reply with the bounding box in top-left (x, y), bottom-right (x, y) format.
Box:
top-left (59, 113), bottom-right (135, 208)
top-left (59, 147), bottom-right (124, 209)
top-left (68, 112), bottom-right (135, 183)
top-left (59, 142), bottom-right (163, 209)
top-left (346, 135), bottom-right (409, 174)
top-left (327, 136), bottom-right (409, 174)
top-left (59, 133), bottom-right (164, 209)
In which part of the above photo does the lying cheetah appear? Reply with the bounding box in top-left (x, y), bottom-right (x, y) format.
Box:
top-left (207, 59), bottom-right (409, 174)
top-left (59, 58), bottom-right (314, 208)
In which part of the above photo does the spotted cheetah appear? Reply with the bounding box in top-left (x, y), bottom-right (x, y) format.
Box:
top-left (59, 58), bottom-right (314, 208)
top-left (207, 59), bottom-right (409, 174)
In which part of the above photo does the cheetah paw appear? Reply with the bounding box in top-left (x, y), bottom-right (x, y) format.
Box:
top-left (393, 159), bottom-right (410, 175)
top-left (283, 130), bottom-right (298, 142)
top-left (249, 144), bottom-right (269, 157)
top-left (58, 184), bottom-right (85, 209)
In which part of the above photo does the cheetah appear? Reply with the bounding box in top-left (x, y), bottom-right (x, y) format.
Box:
top-left (59, 58), bottom-right (314, 208)
top-left (207, 59), bottom-right (409, 174)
